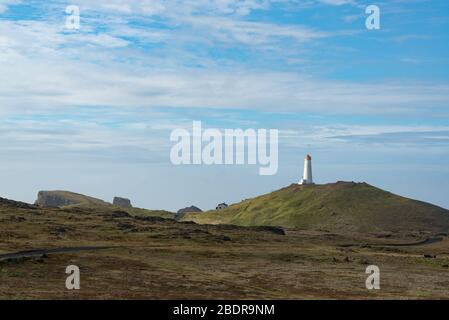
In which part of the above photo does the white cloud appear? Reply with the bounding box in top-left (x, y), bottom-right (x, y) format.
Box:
top-left (0, 13), bottom-right (447, 119)
top-left (74, 0), bottom-right (267, 17)
top-left (318, 0), bottom-right (356, 6)
top-left (182, 15), bottom-right (329, 45)
top-left (2, 59), bottom-right (449, 117)
top-left (0, 1), bottom-right (448, 118)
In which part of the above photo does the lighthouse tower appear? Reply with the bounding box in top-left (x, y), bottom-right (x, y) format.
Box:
top-left (299, 154), bottom-right (314, 185)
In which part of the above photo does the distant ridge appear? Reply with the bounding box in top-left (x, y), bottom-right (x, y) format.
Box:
top-left (35, 190), bottom-right (110, 208)
top-left (0, 197), bottom-right (36, 209)
top-left (182, 182), bottom-right (449, 233)
top-left (33, 190), bottom-right (175, 219)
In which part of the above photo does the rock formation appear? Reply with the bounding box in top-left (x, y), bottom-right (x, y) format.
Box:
top-left (176, 205), bottom-right (202, 219)
top-left (35, 191), bottom-right (79, 207)
top-left (113, 197), bottom-right (132, 208)
top-left (34, 191), bottom-right (110, 208)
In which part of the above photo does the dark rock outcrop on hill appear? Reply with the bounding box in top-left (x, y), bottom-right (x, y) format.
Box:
top-left (34, 191), bottom-right (110, 208)
top-left (113, 197), bottom-right (132, 208)
top-left (176, 205), bottom-right (202, 219)
top-left (111, 210), bottom-right (132, 218)
top-left (35, 191), bottom-right (78, 207)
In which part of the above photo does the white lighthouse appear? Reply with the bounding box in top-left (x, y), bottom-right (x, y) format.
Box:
top-left (299, 154), bottom-right (314, 185)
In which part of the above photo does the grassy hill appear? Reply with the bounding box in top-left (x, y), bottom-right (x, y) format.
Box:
top-left (182, 182), bottom-right (449, 233)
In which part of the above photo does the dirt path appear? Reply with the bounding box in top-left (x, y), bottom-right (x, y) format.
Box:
top-left (374, 236), bottom-right (444, 247)
top-left (340, 236), bottom-right (444, 248)
top-left (0, 246), bottom-right (114, 261)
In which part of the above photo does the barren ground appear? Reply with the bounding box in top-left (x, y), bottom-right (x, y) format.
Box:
top-left (1, 204), bottom-right (449, 299)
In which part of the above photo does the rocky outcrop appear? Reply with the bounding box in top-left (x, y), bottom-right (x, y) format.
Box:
top-left (35, 191), bottom-right (79, 207)
top-left (176, 205), bottom-right (202, 219)
top-left (113, 197), bottom-right (132, 208)
top-left (34, 191), bottom-right (109, 208)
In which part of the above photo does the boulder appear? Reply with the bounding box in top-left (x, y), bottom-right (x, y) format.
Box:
top-left (113, 197), bottom-right (132, 208)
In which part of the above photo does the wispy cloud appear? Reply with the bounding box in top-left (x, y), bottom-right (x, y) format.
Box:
top-left (1, 1), bottom-right (448, 117)
top-left (318, 0), bottom-right (356, 6)
top-left (2, 50), bottom-right (448, 116)
top-left (329, 130), bottom-right (449, 146)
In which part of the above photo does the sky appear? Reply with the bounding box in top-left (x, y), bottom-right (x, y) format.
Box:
top-left (0, 0), bottom-right (448, 211)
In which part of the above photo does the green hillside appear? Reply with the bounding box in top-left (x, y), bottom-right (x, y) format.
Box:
top-left (182, 182), bottom-right (449, 233)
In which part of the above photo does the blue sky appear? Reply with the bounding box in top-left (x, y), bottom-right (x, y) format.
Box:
top-left (0, 0), bottom-right (448, 211)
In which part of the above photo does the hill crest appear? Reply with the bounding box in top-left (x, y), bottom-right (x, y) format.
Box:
top-left (182, 181), bottom-right (449, 233)
top-left (35, 190), bottom-right (110, 208)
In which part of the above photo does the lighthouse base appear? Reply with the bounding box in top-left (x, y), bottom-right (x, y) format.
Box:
top-left (299, 179), bottom-right (314, 185)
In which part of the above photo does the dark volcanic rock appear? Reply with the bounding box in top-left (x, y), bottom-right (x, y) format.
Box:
top-left (35, 191), bottom-right (78, 207)
top-left (251, 226), bottom-right (286, 235)
top-left (117, 223), bottom-right (136, 231)
top-left (134, 215), bottom-right (170, 223)
top-left (213, 224), bottom-right (286, 236)
top-left (111, 210), bottom-right (131, 218)
top-left (113, 197), bottom-right (132, 208)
